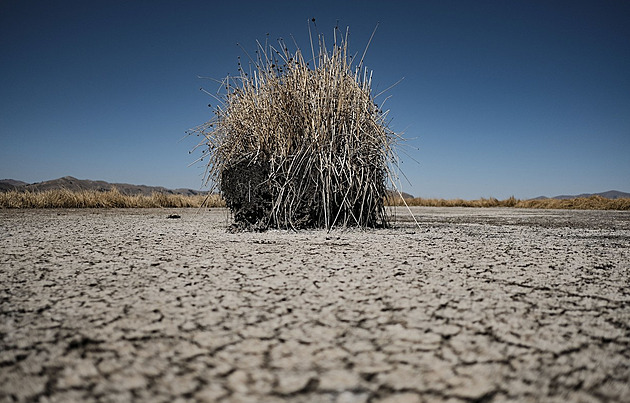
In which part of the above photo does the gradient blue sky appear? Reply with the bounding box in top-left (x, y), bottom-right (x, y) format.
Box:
top-left (1, 0), bottom-right (628, 199)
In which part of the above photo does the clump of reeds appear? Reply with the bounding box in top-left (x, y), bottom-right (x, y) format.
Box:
top-left (189, 24), bottom-right (400, 230)
top-left (0, 188), bottom-right (224, 209)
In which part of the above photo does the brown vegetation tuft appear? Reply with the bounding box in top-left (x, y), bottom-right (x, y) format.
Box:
top-left (189, 25), bottom-right (400, 230)
top-left (387, 195), bottom-right (630, 210)
top-left (0, 188), bottom-right (224, 209)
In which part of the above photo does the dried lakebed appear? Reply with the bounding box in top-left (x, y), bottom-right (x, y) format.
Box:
top-left (1, 207), bottom-right (629, 403)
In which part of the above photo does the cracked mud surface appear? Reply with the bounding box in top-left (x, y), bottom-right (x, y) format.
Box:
top-left (1, 207), bottom-right (629, 403)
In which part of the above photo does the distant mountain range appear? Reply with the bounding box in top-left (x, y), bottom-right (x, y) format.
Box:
top-left (531, 190), bottom-right (630, 200)
top-left (0, 176), bottom-right (208, 196)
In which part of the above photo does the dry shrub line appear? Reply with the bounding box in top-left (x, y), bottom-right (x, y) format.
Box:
top-left (390, 195), bottom-right (630, 210)
top-left (189, 24), bottom-right (404, 231)
top-left (0, 188), bottom-right (224, 209)
top-left (1, 190), bottom-right (628, 210)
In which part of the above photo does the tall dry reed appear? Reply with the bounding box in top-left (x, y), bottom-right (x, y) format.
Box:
top-left (189, 24), bottom-right (401, 230)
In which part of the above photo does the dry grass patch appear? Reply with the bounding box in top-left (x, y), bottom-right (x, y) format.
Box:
top-left (516, 196), bottom-right (630, 210)
top-left (388, 195), bottom-right (630, 210)
top-left (3, 190), bottom-right (627, 211)
top-left (0, 189), bottom-right (224, 209)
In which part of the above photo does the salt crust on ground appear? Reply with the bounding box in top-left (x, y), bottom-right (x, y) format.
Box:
top-left (1, 207), bottom-right (629, 402)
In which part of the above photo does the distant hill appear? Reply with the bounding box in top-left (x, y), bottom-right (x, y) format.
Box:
top-left (531, 190), bottom-right (630, 200)
top-left (0, 179), bottom-right (28, 192)
top-left (0, 176), bottom-right (208, 196)
top-left (387, 190), bottom-right (415, 199)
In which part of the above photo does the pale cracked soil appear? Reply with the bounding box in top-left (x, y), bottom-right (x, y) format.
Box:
top-left (1, 207), bottom-right (629, 403)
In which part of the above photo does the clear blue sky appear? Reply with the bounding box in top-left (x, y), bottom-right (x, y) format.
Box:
top-left (1, 0), bottom-right (628, 199)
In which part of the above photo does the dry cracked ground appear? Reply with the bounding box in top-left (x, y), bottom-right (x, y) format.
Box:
top-left (1, 207), bottom-right (629, 403)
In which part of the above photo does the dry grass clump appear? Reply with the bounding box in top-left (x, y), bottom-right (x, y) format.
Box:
top-left (391, 196), bottom-right (519, 208)
top-left (388, 195), bottom-right (630, 210)
top-left (190, 25), bottom-right (399, 230)
top-left (516, 195), bottom-right (630, 210)
top-left (0, 188), bottom-right (224, 209)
